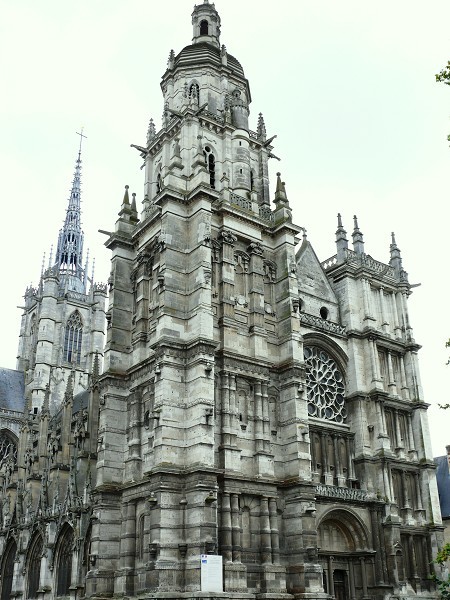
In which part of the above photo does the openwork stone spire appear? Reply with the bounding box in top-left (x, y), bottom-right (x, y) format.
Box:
top-left (54, 131), bottom-right (86, 292)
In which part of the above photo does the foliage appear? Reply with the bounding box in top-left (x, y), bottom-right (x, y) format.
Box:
top-left (430, 543), bottom-right (450, 599)
top-left (436, 63), bottom-right (450, 144)
top-left (442, 339), bottom-right (450, 409)
top-left (436, 62), bottom-right (450, 85)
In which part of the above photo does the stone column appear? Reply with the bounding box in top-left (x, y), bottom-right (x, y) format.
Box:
top-left (269, 498), bottom-right (280, 564)
top-left (379, 287), bottom-right (389, 333)
top-left (349, 559), bottom-right (356, 600)
top-left (394, 410), bottom-right (404, 452)
top-left (254, 380), bottom-right (264, 453)
top-left (231, 494), bottom-right (241, 563)
top-left (327, 556), bottom-right (334, 597)
top-left (391, 291), bottom-right (401, 338)
top-left (399, 355), bottom-right (410, 399)
top-left (401, 471), bottom-right (411, 512)
top-left (368, 336), bottom-right (381, 384)
top-left (221, 372), bottom-right (230, 446)
top-left (359, 556), bottom-right (368, 598)
top-left (387, 351), bottom-right (397, 395)
top-left (345, 437), bottom-right (356, 481)
top-left (221, 492), bottom-right (232, 562)
top-left (262, 381), bottom-right (270, 453)
top-left (370, 506), bottom-right (384, 583)
top-left (260, 497), bottom-right (272, 564)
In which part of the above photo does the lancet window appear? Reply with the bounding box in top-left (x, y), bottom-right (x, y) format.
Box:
top-left (63, 311), bottom-right (83, 364)
top-left (304, 346), bottom-right (346, 423)
top-left (27, 535), bottom-right (43, 599)
top-left (0, 540), bottom-right (16, 600)
top-left (56, 525), bottom-right (74, 596)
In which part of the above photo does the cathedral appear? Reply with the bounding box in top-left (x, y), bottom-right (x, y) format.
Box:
top-left (0, 2), bottom-right (445, 600)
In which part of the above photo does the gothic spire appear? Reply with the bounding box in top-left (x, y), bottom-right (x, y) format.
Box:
top-left (54, 131), bottom-right (87, 292)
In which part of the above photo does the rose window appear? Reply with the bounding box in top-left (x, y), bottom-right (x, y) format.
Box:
top-left (304, 346), bottom-right (346, 423)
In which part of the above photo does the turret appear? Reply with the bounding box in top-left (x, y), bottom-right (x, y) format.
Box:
top-left (191, 0), bottom-right (221, 48)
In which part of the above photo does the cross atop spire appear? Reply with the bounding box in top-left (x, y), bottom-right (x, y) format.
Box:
top-left (76, 128), bottom-right (87, 154)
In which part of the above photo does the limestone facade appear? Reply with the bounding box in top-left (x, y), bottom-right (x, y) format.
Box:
top-left (0, 2), bottom-right (443, 600)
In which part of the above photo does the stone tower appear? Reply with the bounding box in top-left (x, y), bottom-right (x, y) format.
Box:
top-left (16, 135), bottom-right (107, 414)
top-left (0, 3), bottom-right (443, 600)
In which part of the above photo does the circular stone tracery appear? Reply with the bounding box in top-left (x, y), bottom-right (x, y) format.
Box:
top-left (304, 346), bottom-right (346, 423)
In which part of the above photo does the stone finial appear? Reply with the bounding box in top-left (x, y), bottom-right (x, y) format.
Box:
top-left (389, 231), bottom-right (406, 280)
top-left (335, 213), bottom-right (348, 261)
top-left (274, 172), bottom-right (288, 205)
top-left (147, 118), bottom-right (156, 145)
top-left (92, 351), bottom-right (100, 381)
top-left (123, 185), bottom-right (130, 206)
top-left (352, 214), bottom-right (365, 255)
top-left (64, 371), bottom-right (74, 406)
top-left (130, 193), bottom-right (139, 224)
top-left (257, 112), bottom-right (267, 141)
top-left (167, 49), bottom-right (175, 69)
top-left (42, 384), bottom-right (50, 416)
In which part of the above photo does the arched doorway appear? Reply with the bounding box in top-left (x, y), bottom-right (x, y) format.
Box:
top-left (318, 509), bottom-right (372, 600)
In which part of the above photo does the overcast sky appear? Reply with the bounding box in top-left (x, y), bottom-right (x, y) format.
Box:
top-left (1, 0), bottom-right (449, 456)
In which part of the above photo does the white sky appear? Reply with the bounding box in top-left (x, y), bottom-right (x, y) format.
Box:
top-left (0, 1), bottom-right (449, 456)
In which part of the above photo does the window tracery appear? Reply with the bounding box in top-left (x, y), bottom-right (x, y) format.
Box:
top-left (304, 346), bottom-right (346, 423)
top-left (0, 431), bottom-right (18, 469)
top-left (63, 311), bottom-right (83, 364)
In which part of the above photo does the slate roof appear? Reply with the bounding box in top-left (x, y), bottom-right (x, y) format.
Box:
top-left (434, 452), bottom-right (450, 519)
top-left (0, 368), bottom-right (25, 413)
top-left (175, 42), bottom-right (245, 78)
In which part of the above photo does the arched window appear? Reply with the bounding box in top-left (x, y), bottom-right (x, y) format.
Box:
top-left (203, 146), bottom-right (215, 188)
top-left (56, 525), bottom-right (74, 596)
top-left (27, 535), bottom-right (43, 599)
top-left (304, 346), bottom-right (346, 423)
top-left (137, 514), bottom-right (145, 561)
top-left (63, 311), bottom-right (83, 364)
top-left (1, 539), bottom-right (16, 600)
top-left (200, 20), bottom-right (209, 35)
top-left (0, 430), bottom-right (18, 469)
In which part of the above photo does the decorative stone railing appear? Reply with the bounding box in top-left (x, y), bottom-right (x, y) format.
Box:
top-left (58, 290), bottom-right (88, 303)
top-left (230, 192), bottom-right (252, 211)
top-left (300, 312), bottom-right (346, 335)
top-left (321, 251), bottom-right (394, 278)
top-left (315, 484), bottom-right (375, 502)
top-left (259, 205), bottom-right (274, 223)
